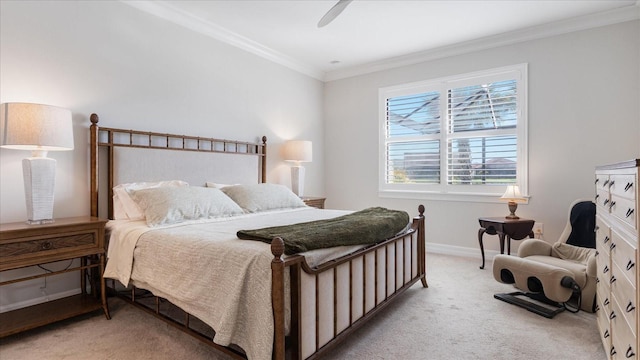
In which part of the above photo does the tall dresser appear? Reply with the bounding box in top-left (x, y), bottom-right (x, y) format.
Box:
top-left (595, 159), bottom-right (639, 359)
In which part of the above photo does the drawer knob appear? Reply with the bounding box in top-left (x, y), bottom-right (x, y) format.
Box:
top-left (604, 329), bottom-right (610, 338)
top-left (609, 180), bottom-right (615, 188)
top-left (627, 302), bottom-right (636, 313)
top-left (604, 180), bottom-right (610, 187)
top-left (626, 346), bottom-right (635, 359)
top-left (627, 260), bottom-right (635, 271)
top-left (595, 178), bottom-right (600, 185)
top-left (610, 311), bottom-right (616, 320)
top-left (41, 241), bottom-right (53, 250)
top-left (610, 243), bottom-right (616, 250)
top-left (610, 276), bottom-right (617, 284)
top-left (609, 201), bottom-right (617, 209)
top-left (603, 265), bottom-right (609, 274)
top-left (624, 182), bottom-right (633, 191)
top-left (611, 346), bottom-right (617, 356)
top-left (604, 298), bottom-right (610, 306)
top-left (626, 208), bottom-right (635, 218)
top-left (604, 236), bottom-right (610, 244)
top-left (604, 199), bottom-right (610, 206)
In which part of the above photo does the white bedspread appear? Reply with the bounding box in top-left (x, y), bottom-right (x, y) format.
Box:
top-left (103, 207), bottom-right (361, 360)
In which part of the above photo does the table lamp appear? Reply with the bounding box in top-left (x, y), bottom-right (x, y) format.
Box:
top-left (500, 185), bottom-right (526, 219)
top-left (1, 103), bottom-right (74, 224)
top-left (283, 140), bottom-right (312, 197)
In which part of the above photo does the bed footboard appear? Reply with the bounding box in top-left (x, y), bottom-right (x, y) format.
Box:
top-left (271, 205), bottom-right (427, 360)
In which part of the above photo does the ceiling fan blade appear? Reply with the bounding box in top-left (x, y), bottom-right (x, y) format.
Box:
top-left (317, 0), bottom-right (353, 28)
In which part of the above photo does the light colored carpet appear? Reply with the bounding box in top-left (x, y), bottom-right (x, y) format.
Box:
top-left (0, 253), bottom-right (606, 360)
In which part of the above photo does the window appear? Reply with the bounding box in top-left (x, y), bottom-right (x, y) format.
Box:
top-left (379, 64), bottom-right (528, 201)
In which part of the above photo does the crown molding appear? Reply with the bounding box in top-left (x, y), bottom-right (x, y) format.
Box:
top-left (121, 0), bottom-right (326, 81)
top-left (324, 4), bottom-right (640, 82)
top-left (121, 1), bottom-right (637, 83)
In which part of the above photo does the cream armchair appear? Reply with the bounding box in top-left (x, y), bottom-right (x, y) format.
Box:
top-left (492, 200), bottom-right (597, 318)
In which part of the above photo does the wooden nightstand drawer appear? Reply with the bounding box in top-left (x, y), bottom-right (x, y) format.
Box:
top-left (302, 197), bottom-right (326, 209)
top-left (1, 232), bottom-right (97, 258)
top-left (0, 217), bottom-right (105, 271)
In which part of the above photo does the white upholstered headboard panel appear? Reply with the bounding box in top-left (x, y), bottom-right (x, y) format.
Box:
top-left (89, 114), bottom-right (266, 219)
top-left (112, 147), bottom-right (260, 187)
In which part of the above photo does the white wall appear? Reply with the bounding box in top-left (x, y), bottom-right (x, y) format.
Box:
top-left (0, 1), bottom-right (324, 310)
top-left (324, 20), bottom-right (640, 258)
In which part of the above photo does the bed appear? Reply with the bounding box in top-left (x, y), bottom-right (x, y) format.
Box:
top-left (89, 113), bottom-right (428, 360)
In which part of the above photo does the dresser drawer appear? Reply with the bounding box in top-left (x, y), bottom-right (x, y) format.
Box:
top-left (610, 229), bottom-right (637, 287)
top-left (597, 215), bottom-right (612, 258)
top-left (597, 276), bottom-right (612, 313)
top-left (599, 260), bottom-right (612, 298)
top-left (596, 173), bottom-right (611, 192)
top-left (611, 262), bottom-right (637, 337)
top-left (611, 196), bottom-right (637, 231)
top-left (610, 173), bottom-right (637, 202)
top-left (597, 296), bottom-right (612, 355)
top-left (611, 296), bottom-right (637, 360)
top-left (597, 188), bottom-right (612, 212)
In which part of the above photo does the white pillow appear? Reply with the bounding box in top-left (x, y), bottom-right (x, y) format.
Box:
top-left (130, 186), bottom-right (244, 227)
top-left (112, 192), bottom-right (129, 220)
top-left (113, 180), bottom-right (188, 220)
top-left (221, 183), bottom-right (306, 213)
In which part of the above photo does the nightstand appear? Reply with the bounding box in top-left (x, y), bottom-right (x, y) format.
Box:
top-left (0, 216), bottom-right (110, 337)
top-left (477, 217), bottom-right (535, 270)
top-left (302, 196), bottom-right (326, 209)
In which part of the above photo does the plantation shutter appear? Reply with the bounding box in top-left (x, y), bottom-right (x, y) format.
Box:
top-left (446, 80), bottom-right (518, 185)
top-left (384, 91), bottom-right (441, 184)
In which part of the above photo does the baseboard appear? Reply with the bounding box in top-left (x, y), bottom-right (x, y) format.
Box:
top-left (0, 288), bottom-right (81, 313)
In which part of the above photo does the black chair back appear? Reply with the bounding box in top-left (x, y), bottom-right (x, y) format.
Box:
top-left (566, 201), bottom-right (596, 248)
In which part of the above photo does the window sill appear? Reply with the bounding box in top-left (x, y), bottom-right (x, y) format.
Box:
top-left (378, 190), bottom-right (530, 204)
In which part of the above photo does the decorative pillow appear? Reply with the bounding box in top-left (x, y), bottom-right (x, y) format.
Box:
top-left (130, 186), bottom-right (244, 227)
top-left (221, 183), bottom-right (306, 213)
top-left (113, 180), bottom-right (189, 220)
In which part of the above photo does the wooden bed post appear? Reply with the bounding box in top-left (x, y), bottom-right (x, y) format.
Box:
top-left (271, 237), bottom-right (286, 360)
top-left (90, 114), bottom-right (99, 217)
top-left (416, 204), bottom-right (428, 288)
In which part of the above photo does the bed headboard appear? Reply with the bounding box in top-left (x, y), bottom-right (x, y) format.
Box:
top-left (89, 113), bottom-right (267, 219)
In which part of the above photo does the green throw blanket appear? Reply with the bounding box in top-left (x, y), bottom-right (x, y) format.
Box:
top-left (237, 207), bottom-right (410, 255)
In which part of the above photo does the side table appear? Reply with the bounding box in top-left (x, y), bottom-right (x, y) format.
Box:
top-left (302, 196), bottom-right (326, 209)
top-left (478, 217), bottom-right (535, 269)
top-left (0, 216), bottom-right (110, 337)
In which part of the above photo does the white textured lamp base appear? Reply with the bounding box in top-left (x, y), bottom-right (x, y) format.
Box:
top-left (291, 166), bottom-right (305, 197)
top-left (23, 157), bottom-right (56, 224)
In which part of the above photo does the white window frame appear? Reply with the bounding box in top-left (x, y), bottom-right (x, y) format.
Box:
top-left (378, 63), bottom-right (528, 203)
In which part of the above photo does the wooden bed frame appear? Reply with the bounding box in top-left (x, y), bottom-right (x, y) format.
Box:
top-left (89, 113), bottom-right (428, 360)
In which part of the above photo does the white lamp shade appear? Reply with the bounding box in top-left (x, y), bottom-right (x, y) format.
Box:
top-left (283, 140), bottom-right (312, 163)
top-left (1, 102), bottom-right (74, 151)
top-left (500, 185), bottom-right (525, 203)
